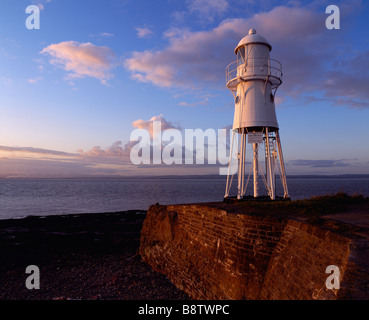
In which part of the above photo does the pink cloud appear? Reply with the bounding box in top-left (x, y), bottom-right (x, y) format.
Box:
top-left (132, 114), bottom-right (182, 138)
top-left (41, 41), bottom-right (117, 84)
top-left (0, 145), bottom-right (76, 158)
top-left (77, 115), bottom-right (181, 160)
top-left (124, 6), bottom-right (323, 89)
top-left (125, 51), bottom-right (176, 87)
top-left (124, 4), bottom-right (368, 108)
top-left (78, 141), bottom-right (131, 159)
top-left (28, 77), bottom-right (42, 84)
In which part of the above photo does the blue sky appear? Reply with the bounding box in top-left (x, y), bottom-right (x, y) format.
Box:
top-left (0, 0), bottom-right (368, 177)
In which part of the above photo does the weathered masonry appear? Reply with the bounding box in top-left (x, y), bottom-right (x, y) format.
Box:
top-left (140, 203), bottom-right (369, 300)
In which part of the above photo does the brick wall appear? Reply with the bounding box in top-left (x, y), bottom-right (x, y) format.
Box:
top-left (139, 203), bottom-right (364, 300)
top-left (260, 220), bottom-right (351, 300)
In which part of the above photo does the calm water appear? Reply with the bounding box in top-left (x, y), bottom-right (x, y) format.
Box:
top-left (0, 178), bottom-right (369, 220)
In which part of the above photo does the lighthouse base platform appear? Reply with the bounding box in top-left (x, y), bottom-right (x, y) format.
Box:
top-left (223, 195), bottom-right (291, 203)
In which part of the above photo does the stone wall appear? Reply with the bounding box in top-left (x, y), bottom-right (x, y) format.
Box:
top-left (139, 203), bottom-right (366, 300)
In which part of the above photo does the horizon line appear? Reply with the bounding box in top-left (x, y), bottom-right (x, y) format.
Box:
top-left (1, 174), bottom-right (369, 180)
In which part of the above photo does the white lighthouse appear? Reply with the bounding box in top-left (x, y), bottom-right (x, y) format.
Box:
top-left (224, 28), bottom-right (289, 201)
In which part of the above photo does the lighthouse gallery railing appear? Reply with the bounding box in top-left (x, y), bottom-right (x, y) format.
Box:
top-left (226, 58), bottom-right (283, 90)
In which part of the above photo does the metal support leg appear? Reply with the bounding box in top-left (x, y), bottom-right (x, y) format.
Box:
top-left (275, 130), bottom-right (289, 198)
top-left (253, 143), bottom-right (259, 198)
top-left (240, 129), bottom-right (247, 197)
top-left (265, 128), bottom-right (275, 200)
top-left (225, 131), bottom-right (236, 198)
top-left (237, 131), bottom-right (244, 199)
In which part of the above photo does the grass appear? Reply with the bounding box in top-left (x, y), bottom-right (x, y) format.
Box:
top-left (228, 192), bottom-right (369, 225)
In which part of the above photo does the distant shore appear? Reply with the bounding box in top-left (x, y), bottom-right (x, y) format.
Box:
top-left (1, 173), bottom-right (369, 180)
top-left (0, 210), bottom-right (189, 300)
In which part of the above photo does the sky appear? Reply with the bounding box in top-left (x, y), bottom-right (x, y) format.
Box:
top-left (0, 0), bottom-right (369, 178)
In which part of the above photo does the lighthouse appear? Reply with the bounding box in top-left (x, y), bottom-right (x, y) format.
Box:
top-left (224, 28), bottom-right (289, 201)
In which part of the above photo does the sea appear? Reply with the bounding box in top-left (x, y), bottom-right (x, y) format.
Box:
top-left (0, 177), bottom-right (369, 220)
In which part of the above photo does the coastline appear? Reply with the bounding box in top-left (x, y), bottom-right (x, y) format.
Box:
top-left (0, 210), bottom-right (189, 300)
top-left (1, 194), bottom-right (368, 300)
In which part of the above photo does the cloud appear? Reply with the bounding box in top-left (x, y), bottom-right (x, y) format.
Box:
top-left (98, 32), bottom-right (114, 38)
top-left (125, 51), bottom-right (177, 87)
top-left (41, 41), bottom-right (117, 84)
top-left (178, 94), bottom-right (213, 107)
top-left (136, 27), bottom-right (153, 38)
top-left (187, 0), bottom-right (229, 19)
top-left (78, 115), bottom-right (183, 168)
top-left (0, 157), bottom-right (135, 179)
top-left (78, 141), bottom-right (131, 159)
top-left (0, 120), bottom-right (228, 177)
top-left (290, 160), bottom-right (350, 168)
top-left (77, 115), bottom-right (182, 159)
top-left (178, 102), bottom-right (200, 107)
top-left (0, 144), bottom-right (138, 178)
top-left (28, 77), bottom-right (43, 84)
top-left (0, 145), bottom-right (78, 161)
top-left (89, 32), bottom-right (115, 40)
top-left (125, 3), bottom-right (368, 109)
top-left (171, 0), bottom-right (229, 25)
top-left (318, 51), bottom-right (369, 109)
top-left (132, 114), bottom-right (182, 138)
top-left (125, 6), bottom-right (322, 89)
top-left (78, 115), bottom-right (182, 158)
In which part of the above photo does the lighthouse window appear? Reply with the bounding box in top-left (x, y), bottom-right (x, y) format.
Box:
top-left (237, 47), bottom-right (245, 65)
top-left (270, 93), bottom-right (274, 102)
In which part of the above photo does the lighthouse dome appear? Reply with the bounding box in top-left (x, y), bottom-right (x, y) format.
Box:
top-left (234, 28), bottom-right (272, 53)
